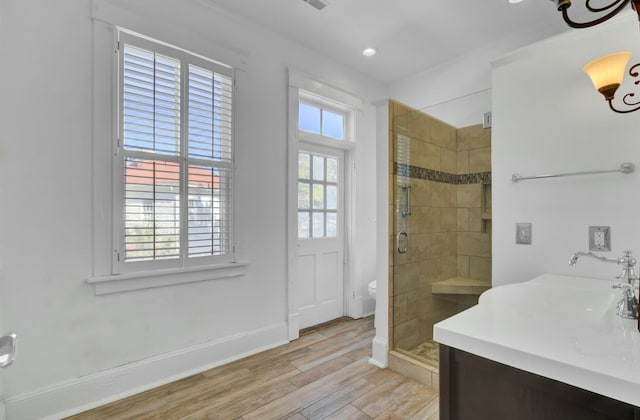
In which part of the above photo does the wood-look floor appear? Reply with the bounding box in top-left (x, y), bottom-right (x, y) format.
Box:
top-left (68, 317), bottom-right (439, 419)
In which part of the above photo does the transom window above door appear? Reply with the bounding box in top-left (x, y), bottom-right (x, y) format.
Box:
top-left (298, 102), bottom-right (346, 140)
top-left (298, 152), bottom-right (339, 239)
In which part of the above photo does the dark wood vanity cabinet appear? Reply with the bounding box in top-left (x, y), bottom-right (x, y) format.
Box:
top-left (439, 345), bottom-right (640, 420)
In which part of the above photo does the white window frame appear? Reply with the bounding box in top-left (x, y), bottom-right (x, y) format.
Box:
top-left (114, 31), bottom-right (235, 274)
top-left (297, 90), bottom-right (355, 150)
top-left (88, 24), bottom-right (246, 295)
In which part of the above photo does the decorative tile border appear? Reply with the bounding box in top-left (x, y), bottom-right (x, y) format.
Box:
top-left (395, 163), bottom-right (491, 185)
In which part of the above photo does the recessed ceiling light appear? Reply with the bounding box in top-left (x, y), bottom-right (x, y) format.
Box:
top-left (509, 0), bottom-right (523, 3)
top-left (362, 48), bottom-right (377, 57)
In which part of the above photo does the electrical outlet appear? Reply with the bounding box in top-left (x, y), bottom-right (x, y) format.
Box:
top-left (589, 226), bottom-right (610, 251)
top-left (594, 232), bottom-right (606, 247)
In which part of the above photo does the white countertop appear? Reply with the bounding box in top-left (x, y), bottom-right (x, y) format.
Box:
top-left (434, 273), bottom-right (640, 407)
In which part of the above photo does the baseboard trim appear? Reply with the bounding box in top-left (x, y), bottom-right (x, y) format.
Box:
top-left (368, 357), bottom-right (386, 368)
top-left (288, 312), bottom-right (300, 341)
top-left (370, 336), bottom-right (388, 368)
top-left (5, 322), bottom-right (288, 420)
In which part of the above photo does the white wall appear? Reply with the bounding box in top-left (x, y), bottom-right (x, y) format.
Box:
top-left (492, 15), bottom-right (640, 286)
top-left (388, 19), bottom-right (568, 127)
top-left (0, 0), bottom-right (384, 417)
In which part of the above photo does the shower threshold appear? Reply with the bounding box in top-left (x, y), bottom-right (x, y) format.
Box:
top-left (388, 344), bottom-right (439, 388)
top-left (406, 339), bottom-right (439, 366)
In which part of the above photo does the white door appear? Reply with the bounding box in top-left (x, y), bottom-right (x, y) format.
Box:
top-left (295, 148), bottom-right (345, 329)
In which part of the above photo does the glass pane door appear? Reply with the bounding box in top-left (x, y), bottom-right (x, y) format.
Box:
top-left (297, 152), bottom-right (339, 239)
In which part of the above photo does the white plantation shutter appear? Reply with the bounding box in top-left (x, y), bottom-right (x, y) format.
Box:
top-left (187, 166), bottom-right (232, 257)
top-left (122, 46), bottom-right (181, 155)
top-left (187, 64), bottom-right (233, 258)
top-left (188, 65), bottom-right (233, 161)
top-left (117, 31), bottom-right (234, 271)
top-left (124, 158), bottom-right (181, 261)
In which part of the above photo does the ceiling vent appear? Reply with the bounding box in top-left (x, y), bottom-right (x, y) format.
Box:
top-left (302, 0), bottom-right (327, 11)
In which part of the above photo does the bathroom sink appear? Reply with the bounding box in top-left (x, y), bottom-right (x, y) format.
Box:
top-left (434, 273), bottom-right (640, 407)
top-left (479, 274), bottom-right (619, 325)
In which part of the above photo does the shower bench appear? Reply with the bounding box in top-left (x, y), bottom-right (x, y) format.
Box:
top-left (431, 277), bottom-right (490, 296)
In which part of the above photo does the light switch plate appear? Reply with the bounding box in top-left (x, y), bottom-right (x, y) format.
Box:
top-left (516, 223), bottom-right (532, 245)
top-left (589, 226), bottom-right (610, 251)
top-left (483, 112), bottom-right (492, 128)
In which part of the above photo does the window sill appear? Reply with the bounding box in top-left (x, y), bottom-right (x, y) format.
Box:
top-left (87, 261), bottom-right (249, 295)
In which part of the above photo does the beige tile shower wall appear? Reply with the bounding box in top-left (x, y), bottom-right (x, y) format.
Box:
top-left (457, 124), bottom-right (492, 283)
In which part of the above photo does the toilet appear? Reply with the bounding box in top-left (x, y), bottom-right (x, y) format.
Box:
top-left (368, 280), bottom-right (377, 300)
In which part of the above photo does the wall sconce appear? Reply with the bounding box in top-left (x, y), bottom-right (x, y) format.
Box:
top-left (551, 0), bottom-right (640, 29)
top-left (583, 51), bottom-right (640, 113)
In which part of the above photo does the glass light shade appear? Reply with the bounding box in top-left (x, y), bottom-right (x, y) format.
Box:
top-left (583, 51), bottom-right (632, 92)
top-left (362, 47), bottom-right (377, 57)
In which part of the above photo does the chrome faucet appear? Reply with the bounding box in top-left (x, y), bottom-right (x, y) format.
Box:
top-left (569, 250), bottom-right (639, 319)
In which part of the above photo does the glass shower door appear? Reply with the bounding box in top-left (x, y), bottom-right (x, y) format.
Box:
top-left (390, 104), bottom-right (490, 368)
top-left (391, 110), bottom-right (441, 367)
top-left (392, 106), bottom-right (457, 366)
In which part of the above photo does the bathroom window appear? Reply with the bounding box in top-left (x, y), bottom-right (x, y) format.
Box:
top-left (115, 31), bottom-right (235, 273)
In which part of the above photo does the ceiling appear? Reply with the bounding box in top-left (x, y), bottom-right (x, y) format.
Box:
top-left (207, 0), bottom-right (576, 84)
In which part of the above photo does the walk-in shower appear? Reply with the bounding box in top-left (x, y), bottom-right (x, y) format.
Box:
top-left (388, 98), bottom-right (493, 374)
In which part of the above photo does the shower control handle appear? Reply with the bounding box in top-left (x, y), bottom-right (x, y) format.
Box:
top-left (397, 231), bottom-right (408, 254)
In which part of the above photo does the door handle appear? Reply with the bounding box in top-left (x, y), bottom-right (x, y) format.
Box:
top-left (397, 231), bottom-right (408, 254)
top-left (401, 184), bottom-right (411, 217)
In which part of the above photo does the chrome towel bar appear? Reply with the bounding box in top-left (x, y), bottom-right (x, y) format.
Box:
top-left (512, 162), bottom-right (634, 183)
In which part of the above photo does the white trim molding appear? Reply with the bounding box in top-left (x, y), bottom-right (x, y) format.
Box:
top-left (4, 322), bottom-right (288, 420)
top-left (287, 312), bottom-right (300, 341)
top-left (369, 337), bottom-right (389, 368)
top-left (289, 69), bottom-right (364, 111)
top-left (91, 19), bottom-right (247, 296)
top-left (87, 262), bottom-right (249, 295)
top-left (91, 0), bottom-right (248, 71)
top-left (286, 69), bottom-right (363, 335)
top-left (373, 99), bottom-right (390, 369)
